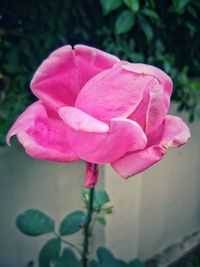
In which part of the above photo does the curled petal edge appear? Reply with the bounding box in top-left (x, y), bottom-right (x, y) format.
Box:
top-left (122, 63), bottom-right (173, 98)
top-left (111, 115), bottom-right (190, 178)
top-left (6, 101), bottom-right (79, 162)
top-left (17, 130), bottom-right (78, 162)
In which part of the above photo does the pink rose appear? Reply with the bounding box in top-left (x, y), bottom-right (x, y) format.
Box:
top-left (6, 45), bottom-right (190, 187)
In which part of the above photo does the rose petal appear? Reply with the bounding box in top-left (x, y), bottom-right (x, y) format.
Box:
top-left (6, 101), bottom-right (45, 145)
top-left (62, 117), bottom-right (147, 164)
top-left (6, 101), bottom-right (79, 162)
top-left (31, 45), bottom-right (119, 109)
top-left (128, 79), bottom-right (156, 130)
top-left (145, 83), bottom-right (168, 135)
top-left (160, 115), bottom-right (191, 148)
top-left (59, 106), bottom-right (109, 133)
top-left (127, 64), bottom-right (172, 134)
top-left (111, 146), bottom-right (166, 178)
top-left (122, 63), bottom-right (173, 98)
top-left (75, 44), bottom-right (120, 69)
top-left (76, 66), bottom-right (155, 122)
top-left (111, 115), bottom-right (190, 178)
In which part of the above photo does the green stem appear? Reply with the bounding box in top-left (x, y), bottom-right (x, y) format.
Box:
top-left (82, 164), bottom-right (97, 267)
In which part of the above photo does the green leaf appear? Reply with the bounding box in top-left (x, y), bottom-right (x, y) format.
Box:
top-left (16, 209), bottom-right (55, 236)
top-left (139, 16), bottom-right (154, 42)
top-left (172, 0), bottom-right (190, 12)
top-left (130, 52), bottom-right (144, 62)
top-left (89, 260), bottom-right (99, 267)
top-left (39, 238), bottom-right (61, 267)
top-left (5, 48), bottom-right (19, 74)
top-left (115, 10), bottom-right (135, 34)
top-left (94, 190), bottom-right (110, 208)
top-left (102, 206), bottom-right (113, 214)
top-left (123, 0), bottom-right (139, 13)
top-left (59, 210), bottom-right (86, 236)
top-left (50, 258), bottom-right (83, 267)
top-left (62, 247), bottom-right (77, 260)
top-left (99, 261), bottom-right (126, 267)
top-left (50, 258), bottom-right (65, 267)
top-left (96, 216), bottom-right (106, 225)
top-left (97, 248), bottom-right (127, 266)
top-left (100, 0), bottom-right (122, 15)
top-left (149, 0), bottom-right (156, 9)
top-left (51, 248), bottom-right (83, 267)
top-left (116, 259), bottom-right (128, 267)
top-left (141, 9), bottom-right (159, 20)
top-left (51, 257), bottom-right (83, 267)
top-left (83, 189), bottom-right (110, 208)
top-left (97, 247), bottom-right (114, 262)
top-left (129, 259), bottom-right (145, 267)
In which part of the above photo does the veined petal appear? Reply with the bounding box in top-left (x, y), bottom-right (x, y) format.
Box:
top-left (31, 45), bottom-right (119, 109)
top-left (160, 115), bottom-right (191, 148)
top-left (63, 117), bottom-right (147, 164)
top-left (127, 64), bottom-right (172, 135)
top-left (145, 83), bottom-right (168, 135)
top-left (129, 79), bottom-right (170, 135)
top-left (76, 66), bottom-right (155, 122)
top-left (111, 115), bottom-right (190, 178)
top-left (6, 101), bottom-right (79, 162)
top-left (122, 63), bottom-right (173, 98)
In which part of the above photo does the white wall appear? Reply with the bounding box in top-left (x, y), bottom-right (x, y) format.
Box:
top-left (0, 109), bottom-right (199, 266)
top-left (0, 143), bottom-right (104, 267)
top-left (104, 110), bottom-right (200, 261)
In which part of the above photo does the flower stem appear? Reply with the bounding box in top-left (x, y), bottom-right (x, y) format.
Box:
top-left (82, 164), bottom-right (97, 267)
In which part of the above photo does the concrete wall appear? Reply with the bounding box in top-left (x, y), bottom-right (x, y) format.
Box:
top-left (0, 109), bottom-right (199, 266)
top-left (104, 110), bottom-right (200, 262)
top-left (0, 143), bottom-right (104, 267)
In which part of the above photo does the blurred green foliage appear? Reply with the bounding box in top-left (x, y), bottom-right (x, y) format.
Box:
top-left (0, 0), bottom-right (200, 145)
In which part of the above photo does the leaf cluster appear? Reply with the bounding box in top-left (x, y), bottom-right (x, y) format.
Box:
top-left (16, 188), bottom-right (115, 267)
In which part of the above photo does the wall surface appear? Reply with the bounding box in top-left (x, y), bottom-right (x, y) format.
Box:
top-left (0, 143), bottom-right (104, 267)
top-left (0, 109), bottom-right (200, 267)
top-left (104, 109), bottom-right (200, 261)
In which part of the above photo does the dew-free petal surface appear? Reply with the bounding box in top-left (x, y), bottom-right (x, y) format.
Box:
top-left (160, 115), bottom-right (191, 148)
top-left (111, 146), bottom-right (166, 178)
top-left (64, 118), bottom-right (147, 164)
top-left (59, 106), bottom-right (109, 133)
top-left (145, 83), bottom-right (168, 135)
top-left (76, 66), bottom-right (155, 122)
top-left (122, 63), bottom-right (173, 98)
top-left (111, 115), bottom-right (190, 178)
top-left (31, 45), bottom-right (119, 109)
top-left (6, 101), bottom-right (78, 162)
top-left (129, 79), bottom-right (170, 135)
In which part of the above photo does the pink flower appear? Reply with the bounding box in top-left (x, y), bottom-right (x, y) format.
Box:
top-left (6, 45), bottom-right (190, 187)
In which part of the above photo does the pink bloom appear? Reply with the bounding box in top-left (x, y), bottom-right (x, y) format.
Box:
top-left (6, 45), bottom-right (190, 187)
